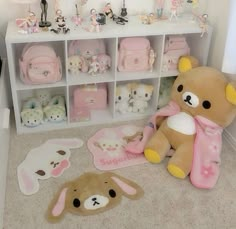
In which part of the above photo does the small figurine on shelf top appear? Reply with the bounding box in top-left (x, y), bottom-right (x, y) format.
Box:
top-left (71, 4), bottom-right (83, 26)
top-left (156, 0), bottom-right (165, 19)
top-left (198, 14), bottom-right (209, 38)
top-left (16, 11), bottom-right (39, 34)
top-left (169, 0), bottom-right (183, 21)
top-left (84, 8), bottom-right (102, 33)
top-left (51, 9), bottom-right (70, 34)
top-left (39, 0), bottom-right (51, 28)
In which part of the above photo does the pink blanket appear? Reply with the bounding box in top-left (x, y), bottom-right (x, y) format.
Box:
top-left (125, 101), bottom-right (223, 189)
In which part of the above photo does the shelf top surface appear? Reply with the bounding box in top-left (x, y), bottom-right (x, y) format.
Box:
top-left (5, 14), bottom-right (205, 43)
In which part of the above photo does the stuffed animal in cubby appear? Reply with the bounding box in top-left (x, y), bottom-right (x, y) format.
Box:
top-left (125, 66), bottom-right (236, 189)
top-left (97, 54), bottom-right (111, 73)
top-left (158, 76), bottom-right (176, 109)
top-left (130, 83), bottom-right (154, 113)
top-left (35, 89), bottom-right (51, 107)
top-left (21, 98), bottom-right (44, 127)
top-left (43, 95), bottom-right (67, 123)
top-left (67, 55), bottom-right (88, 74)
top-left (115, 84), bottom-right (132, 114)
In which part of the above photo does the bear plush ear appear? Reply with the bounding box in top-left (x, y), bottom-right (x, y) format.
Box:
top-left (226, 83), bottom-right (236, 105)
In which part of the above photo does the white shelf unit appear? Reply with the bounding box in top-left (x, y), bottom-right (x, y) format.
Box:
top-left (5, 15), bottom-right (212, 134)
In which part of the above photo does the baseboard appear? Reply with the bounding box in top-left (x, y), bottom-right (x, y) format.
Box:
top-left (223, 129), bottom-right (236, 150)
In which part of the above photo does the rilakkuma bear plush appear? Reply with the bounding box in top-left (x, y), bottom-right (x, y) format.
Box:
top-left (130, 83), bottom-right (154, 113)
top-left (67, 55), bottom-right (88, 74)
top-left (115, 84), bottom-right (132, 114)
top-left (125, 67), bottom-right (236, 189)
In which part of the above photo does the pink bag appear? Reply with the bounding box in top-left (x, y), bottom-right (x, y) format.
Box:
top-left (73, 83), bottom-right (107, 110)
top-left (117, 37), bottom-right (152, 72)
top-left (162, 35), bottom-right (190, 72)
top-left (68, 39), bottom-right (106, 59)
top-left (19, 43), bottom-right (62, 85)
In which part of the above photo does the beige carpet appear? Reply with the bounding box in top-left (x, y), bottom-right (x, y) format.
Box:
top-left (3, 119), bottom-right (236, 229)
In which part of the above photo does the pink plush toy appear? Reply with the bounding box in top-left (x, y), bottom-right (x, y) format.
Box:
top-left (97, 54), bottom-right (111, 73)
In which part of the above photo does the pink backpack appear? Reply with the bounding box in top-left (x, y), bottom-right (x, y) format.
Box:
top-left (117, 37), bottom-right (152, 72)
top-left (68, 39), bottom-right (106, 59)
top-left (19, 44), bottom-right (62, 85)
top-left (162, 35), bottom-right (190, 72)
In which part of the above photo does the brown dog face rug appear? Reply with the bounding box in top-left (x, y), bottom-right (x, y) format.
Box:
top-left (46, 172), bottom-right (144, 223)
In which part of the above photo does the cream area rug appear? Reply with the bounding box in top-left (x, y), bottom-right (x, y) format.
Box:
top-left (3, 119), bottom-right (236, 229)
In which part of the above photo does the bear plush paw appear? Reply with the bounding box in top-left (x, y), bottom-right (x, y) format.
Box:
top-left (144, 148), bottom-right (161, 163)
top-left (167, 164), bottom-right (186, 179)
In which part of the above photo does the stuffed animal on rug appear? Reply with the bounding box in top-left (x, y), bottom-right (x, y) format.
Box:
top-left (17, 138), bottom-right (83, 195)
top-left (125, 66), bottom-right (236, 189)
top-left (46, 172), bottom-right (144, 223)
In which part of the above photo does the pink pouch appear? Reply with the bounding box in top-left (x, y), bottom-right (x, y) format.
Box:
top-left (118, 37), bottom-right (151, 72)
top-left (73, 83), bottom-right (107, 110)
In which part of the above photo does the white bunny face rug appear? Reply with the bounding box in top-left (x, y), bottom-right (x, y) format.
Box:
top-left (17, 138), bottom-right (83, 195)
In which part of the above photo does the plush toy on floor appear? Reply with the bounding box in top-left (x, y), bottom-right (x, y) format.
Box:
top-left (125, 67), bottom-right (236, 189)
top-left (130, 83), bottom-right (154, 113)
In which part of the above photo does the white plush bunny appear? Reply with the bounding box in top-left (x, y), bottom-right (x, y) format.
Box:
top-left (17, 138), bottom-right (83, 195)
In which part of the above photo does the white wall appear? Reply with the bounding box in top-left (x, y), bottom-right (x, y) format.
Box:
top-left (205, 0), bottom-right (236, 143)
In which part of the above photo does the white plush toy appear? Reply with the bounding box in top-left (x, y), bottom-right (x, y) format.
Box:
top-left (67, 55), bottom-right (88, 74)
top-left (35, 89), bottom-right (51, 107)
top-left (115, 84), bottom-right (132, 114)
top-left (130, 83), bottom-right (154, 113)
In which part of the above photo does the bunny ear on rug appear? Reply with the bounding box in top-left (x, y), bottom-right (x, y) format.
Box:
top-left (17, 163), bottom-right (40, 196)
top-left (46, 138), bottom-right (84, 149)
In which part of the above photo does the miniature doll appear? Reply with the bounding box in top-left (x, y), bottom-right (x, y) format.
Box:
top-left (103, 3), bottom-right (114, 19)
top-left (39, 0), bottom-right (51, 27)
top-left (149, 49), bottom-right (156, 72)
top-left (51, 9), bottom-right (70, 34)
top-left (198, 14), bottom-right (208, 37)
top-left (87, 8), bottom-right (101, 33)
top-left (156, 0), bottom-right (165, 19)
top-left (16, 11), bottom-right (39, 34)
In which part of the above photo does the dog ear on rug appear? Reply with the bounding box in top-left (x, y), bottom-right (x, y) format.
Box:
top-left (46, 138), bottom-right (84, 149)
top-left (46, 172), bottom-right (144, 223)
top-left (105, 172), bottom-right (144, 200)
top-left (46, 182), bottom-right (72, 223)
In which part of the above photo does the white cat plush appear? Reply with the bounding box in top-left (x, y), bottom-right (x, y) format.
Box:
top-left (115, 84), bottom-right (132, 114)
top-left (130, 83), bottom-right (154, 113)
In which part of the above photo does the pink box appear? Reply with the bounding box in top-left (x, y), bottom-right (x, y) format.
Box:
top-left (70, 105), bottom-right (91, 122)
top-left (73, 83), bottom-right (107, 110)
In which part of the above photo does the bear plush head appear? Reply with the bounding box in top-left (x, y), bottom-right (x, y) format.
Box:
top-left (171, 66), bottom-right (236, 127)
